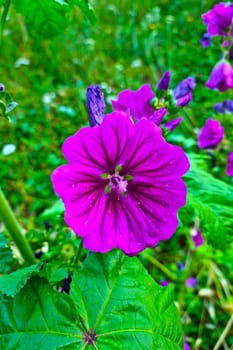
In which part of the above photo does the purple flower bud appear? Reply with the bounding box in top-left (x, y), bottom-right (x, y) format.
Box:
top-left (226, 151), bottom-right (233, 176)
top-left (0, 83), bottom-right (5, 91)
top-left (198, 118), bottom-right (224, 149)
top-left (224, 100), bottom-right (233, 113)
top-left (200, 32), bottom-right (212, 48)
top-left (173, 77), bottom-right (196, 100)
top-left (163, 117), bottom-right (183, 131)
top-left (157, 71), bottom-right (171, 90)
top-left (86, 85), bottom-right (106, 127)
top-left (190, 228), bottom-right (204, 247)
top-left (176, 93), bottom-right (192, 107)
top-left (185, 277), bottom-right (197, 288)
top-left (206, 60), bottom-right (233, 92)
top-left (214, 102), bottom-right (225, 113)
top-left (160, 280), bottom-right (170, 287)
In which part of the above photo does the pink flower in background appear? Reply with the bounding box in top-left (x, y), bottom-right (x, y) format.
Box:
top-left (206, 60), bottom-right (233, 92)
top-left (226, 151), bottom-right (233, 176)
top-left (51, 112), bottom-right (190, 256)
top-left (185, 277), bottom-right (197, 288)
top-left (198, 118), bottom-right (224, 149)
top-left (111, 84), bottom-right (167, 125)
top-left (202, 2), bottom-right (233, 37)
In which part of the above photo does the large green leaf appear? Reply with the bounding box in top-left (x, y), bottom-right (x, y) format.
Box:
top-left (70, 250), bottom-right (183, 349)
top-left (12, 0), bottom-right (69, 38)
top-left (0, 263), bottom-right (42, 297)
top-left (0, 276), bottom-right (83, 349)
top-left (0, 251), bottom-right (183, 349)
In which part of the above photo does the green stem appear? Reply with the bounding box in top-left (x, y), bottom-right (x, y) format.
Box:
top-left (143, 252), bottom-right (178, 282)
top-left (73, 240), bottom-right (84, 267)
top-left (0, 187), bottom-right (36, 265)
top-left (0, 0), bottom-right (11, 44)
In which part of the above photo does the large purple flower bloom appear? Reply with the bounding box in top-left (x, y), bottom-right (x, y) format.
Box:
top-left (206, 60), bottom-right (233, 92)
top-left (198, 118), bottom-right (224, 149)
top-left (202, 2), bottom-right (233, 37)
top-left (226, 151), bottom-right (233, 176)
top-left (111, 84), bottom-right (167, 125)
top-left (51, 112), bottom-right (190, 256)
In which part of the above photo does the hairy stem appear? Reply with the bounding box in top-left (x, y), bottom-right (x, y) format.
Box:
top-left (143, 252), bottom-right (178, 282)
top-left (0, 187), bottom-right (36, 264)
top-left (0, 0), bottom-right (11, 43)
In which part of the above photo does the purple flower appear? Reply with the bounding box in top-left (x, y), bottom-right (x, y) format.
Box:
top-left (86, 85), bottom-right (105, 127)
top-left (157, 71), bottom-right (171, 90)
top-left (160, 280), bottom-right (170, 287)
top-left (111, 84), bottom-right (167, 125)
top-left (224, 100), bottom-right (233, 112)
top-left (191, 228), bottom-right (204, 247)
top-left (173, 77), bottom-right (195, 107)
top-left (202, 2), bottom-right (233, 37)
top-left (206, 60), bottom-right (233, 92)
top-left (185, 277), bottom-right (197, 288)
top-left (173, 77), bottom-right (196, 100)
top-left (51, 112), bottom-right (190, 256)
top-left (163, 117), bottom-right (183, 131)
top-left (214, 102), bottom-right (225, 113)
top-left (184, 336), bottom-right (191, 350)
top-left (198, 118), bottom-right (224, 149)
top-left (226, 151), bottom-right (233, 176)
top-left (200, 32), bottom-right (212, 48)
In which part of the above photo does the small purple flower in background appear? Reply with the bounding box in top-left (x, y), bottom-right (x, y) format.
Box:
top-left (202, 2), bottom-right (233, 37)
top-left (184, 336), bottom-right (191, 350)
top-left (51, 112), bottom-right (190, 256)
top-left (206, 60), bottom-right (233, 92)
top-left (190, 227), bottom-right (204, 247)
top-left (163, 117), bottom-right (183, 132)
top-left (200, 32), bottom-right (212, 48)
top-left (173, 77), bottom-right (195, 107)
top-left (214, 100), bottom-right (233, 113)
top-left (177, 262), bottom-right (185, 270)
top-left (214, 102), bottom-right (225, 113)
top-left (185, 277), bottom-right (197, 288)
top-left (198, 118), bottom-right (224, 149)
top-left (86, 85), bottom-right (106, 127)
top-left (0, 83), bottom-right (5, 91)
top-left (160, 280), bottom-right (170, 287)
top-left (224, 100), bottom-right (233, 112)
top-left (157, 71), bottom-right (171, 90)
top-left (111, 84), bottom-right (167, 125)
top-left (226, 151), bottom-right (233, 176)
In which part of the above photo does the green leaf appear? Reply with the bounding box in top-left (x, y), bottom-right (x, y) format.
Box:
top-left (0, 233), bottom-right (15, 273)
top-left (40, 199), bottom-right (64, 219)
top-left (184, 154), bottom-right (233, 245)
top-left (0, 251), bottom-right (183, 349)
top-left (5, 101), bottom-right (18, 114)
top-left (0, 263), bottom-right (42, 297)
top-left (0, 277), bottom-right (83, 349)
top-left (70, 250), bottom-right (183, 349)
top-left (12, 0), bottom-right (69, 38)
top-left (69, 0), bottom-right (96, 23)
top-left (179, 194), bottom-right (227, 249)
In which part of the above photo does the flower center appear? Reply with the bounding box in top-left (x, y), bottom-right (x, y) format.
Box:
top-left (101, 164), bottom-right (133, 196)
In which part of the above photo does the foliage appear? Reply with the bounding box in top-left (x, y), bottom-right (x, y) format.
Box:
top-left (0, 251), bottom-right (183, 349)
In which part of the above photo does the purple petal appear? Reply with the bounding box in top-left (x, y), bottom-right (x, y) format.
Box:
top-left (206, 60), bottom-right (233, 92)
top-left (191, 228), bottom-right (204, 247)
top-left (173, 77), bottom-right (195, 100)
top-left (185, 277), bottom-right (197, 288)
